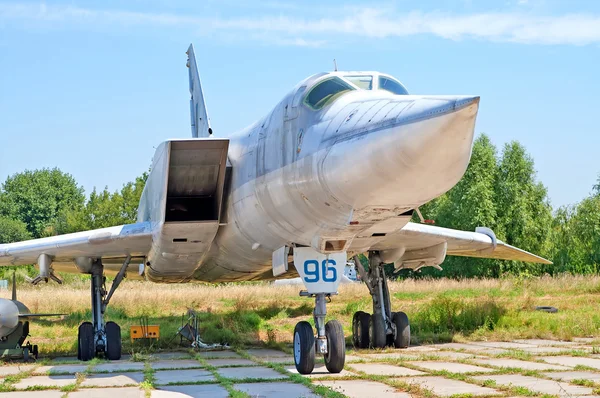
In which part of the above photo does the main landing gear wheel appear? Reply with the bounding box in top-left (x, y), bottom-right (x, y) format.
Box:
top-left (324, 320), bottom-right (345, 373)
top-left (351, 252), bottom-right (412, 351)
top-left (77, 257), bottom-right (129, 361)
top-left (352, 311), bottom-right (370, 349)
top-left (293, 321), bottom-right (315, 375)
top-left (78, 322), bottom-right (95, 361)
top-left (392, 311), bottom-right (410, 348)
top-left (105, 321), bottom-right (122, 360)
top-left (369, 312), bottom-right (387, 348)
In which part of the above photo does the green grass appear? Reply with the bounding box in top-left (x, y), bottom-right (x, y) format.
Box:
top-left (9, 274), bottom-right (600, 357)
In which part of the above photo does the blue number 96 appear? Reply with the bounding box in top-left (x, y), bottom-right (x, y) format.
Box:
top-left (303, 259), bottom-right (337, 283)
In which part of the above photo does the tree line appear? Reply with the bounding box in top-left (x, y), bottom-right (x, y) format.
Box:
top-left (0, 134), bottom-right (599, 278)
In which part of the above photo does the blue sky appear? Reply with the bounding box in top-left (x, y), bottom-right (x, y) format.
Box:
top-left (0, 0), bottom-right (599, 209)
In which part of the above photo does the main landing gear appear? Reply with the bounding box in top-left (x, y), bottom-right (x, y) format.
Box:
top-left (293, 292), bottom-right (345, 374)
top-left (78, 257), bottom-right (130, 361)
top-left (351, 252), bottom-right (410, 349)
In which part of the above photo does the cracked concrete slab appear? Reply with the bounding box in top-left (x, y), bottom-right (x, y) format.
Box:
top-left (204, 358), bottom-right (256, 367)
top-left (359, 353), bottom-right (419, 361)
top-left (473, 374), bottom-right (594, 397)
top-left (350, 363), bottom-right (425, 376)
top-left (149, 360), bottom-right (203, 370)
top-left (154, 369), bottom-right (214, 385)
top-left (426, 351), bottom-right (481, 360)
top-left (33, 364), bottom-right (88, 375)
top-left (411, 361), bottom-right (495, 373)
top-left (152, 384), bottom-right (229, 397)
top-left (0, 365), bottom-right (35, 376)
top-left (81, 372), bottom-right (144, 387)
top-left (13, 374), bottom-right (76, 390)
top-left (543, 370), bottom-right (600, 382)
top-left (151, 352), bottom-right (192, 360)
top-left (471, 341), bottom-right (538, 349)
top-left (429, 343), bottom-right (507, 354)
top-left (519, 346), bottom-right (573, 354)
top-left (513, 339), bottom-right (580, 347)
top-left (234, 382), bottom-right (319, 397)
top-left (0, 392), bottom-right (64, 398)
top-left (260, 356), bottom-right (294, 364)
top-left (196, 350), bottom-right (241, 359)
top-left (471, 358), bottom-right (571, 371)
top-left (69, 387), bottom-right (144, 398)
top-left (316, 380), bottom-right (411, 398)
top-left (94, 361), bottom-right (145, 373)
top-left (216, 366), bottom-right (285, 380)
top-left (245, 349), bottom-right (288, 358)
top-left (537, 356), bottom-right (600, 369)
top-left (399, 376), bottom-right (501, 397)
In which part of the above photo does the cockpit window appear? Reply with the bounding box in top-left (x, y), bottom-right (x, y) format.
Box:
top-left (379, 76), bottom-right (409, 95)
top-left (345, 75), bottom-right (373, 90)
top-left (305, 77), bottom-right (354, 110)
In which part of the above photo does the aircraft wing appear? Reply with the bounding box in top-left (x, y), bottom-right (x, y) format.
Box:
top-left (0, 222), bottom-right (152, 268)
top-left (366, 221), bottom-right (551, 268)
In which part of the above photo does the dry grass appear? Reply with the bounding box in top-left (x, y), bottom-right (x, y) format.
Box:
top-left (3, 274), bottom-right (600, 356)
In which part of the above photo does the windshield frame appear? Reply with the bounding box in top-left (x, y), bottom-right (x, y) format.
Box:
top-left (376, 74), bottom-right (409, 95)
top-left (303, 76), bottom-right (356, 111)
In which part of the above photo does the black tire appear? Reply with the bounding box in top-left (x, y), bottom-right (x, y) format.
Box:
top-left (293, 321), bottom-right (315, 374)
top-left (23, 347), bottom-right (29, 362)
top-left (78, 322), bottom-right (95, 361)
top-left (324, 320), bottom-right (346, 373)
top-left (369, 313), bottom-right (387, 348)
top-left (105, 321), bottom-right (122, 360)
top-left (392, 312), bottom-right (410, 348)
top-left (32, 345), bottom-right (39, 359)
top-left (352, 311), bottom-right (371, 349)
top-left (535, 306), bottom-right (558, 313)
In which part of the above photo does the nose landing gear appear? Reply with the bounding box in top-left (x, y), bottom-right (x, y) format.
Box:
top-left (293, 292), bottom-right (346, 374)
top-left (289, 247), bottom-right (348, 375)
top-left (351, 252), bottom-right (410, 349)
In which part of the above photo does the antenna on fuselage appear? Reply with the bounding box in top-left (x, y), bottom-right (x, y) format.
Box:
top-left (333, 59), bottom-right (338, 72)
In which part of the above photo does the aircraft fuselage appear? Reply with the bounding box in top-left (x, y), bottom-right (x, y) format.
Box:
top-left (138, 72), bottom-right (479, 282)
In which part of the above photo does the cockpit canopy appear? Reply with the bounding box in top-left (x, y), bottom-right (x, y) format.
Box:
top-left (303, 72), bottom-right (409, 110)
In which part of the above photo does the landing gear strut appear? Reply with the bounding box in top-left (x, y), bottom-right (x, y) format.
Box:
top-left (351, 252), bottom-right (410, 349)
top-left (78, 257), bottom-right (129, 361)
top-left (293, 292), bottom-right (345, 374)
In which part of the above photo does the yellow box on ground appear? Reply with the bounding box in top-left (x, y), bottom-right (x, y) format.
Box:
top-left (130, 325), bottom-right (160, 342)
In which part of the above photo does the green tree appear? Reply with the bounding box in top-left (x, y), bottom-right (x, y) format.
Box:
top-left (54, 172), bottom-right (148, 234)
top-left (417, 134), bottom-right (501, 278)
top-left (494, 142), bottom-right (553, 275)
top-left (0, 216), bottom-right (31, 243)
top-left (0, 169), bottom-right (85, 238)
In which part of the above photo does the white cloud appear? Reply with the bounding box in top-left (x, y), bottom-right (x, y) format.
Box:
top-left (1, 3), bottom-right (600, 46)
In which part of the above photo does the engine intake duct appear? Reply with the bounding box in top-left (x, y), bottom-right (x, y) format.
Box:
top-left (165, 140), bottom-right (229, 223)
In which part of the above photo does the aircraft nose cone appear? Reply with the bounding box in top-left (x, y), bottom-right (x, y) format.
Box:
top-left (0, 299), bottom-right (20, 337)
top-left (322, 95), bottom-right (480, 210)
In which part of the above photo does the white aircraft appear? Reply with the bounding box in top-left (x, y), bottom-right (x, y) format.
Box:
top-left (0, 45), bottom-right (550, 374)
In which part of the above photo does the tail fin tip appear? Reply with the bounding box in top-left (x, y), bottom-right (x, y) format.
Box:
top-left (187, 43), bottom-right (213, 138)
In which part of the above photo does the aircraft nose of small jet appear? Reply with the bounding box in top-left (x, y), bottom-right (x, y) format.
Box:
top-left (322, 95), bottom-right (480, 209)
top-left (0, 299), bottom-right (20, 337)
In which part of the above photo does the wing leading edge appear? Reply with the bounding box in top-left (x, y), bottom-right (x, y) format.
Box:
top-left (368, 221), bottom-right (551, 269)
top-left (0, 222), bottom-right (152, 267)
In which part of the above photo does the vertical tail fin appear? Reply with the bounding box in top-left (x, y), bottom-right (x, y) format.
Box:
top-left (186, 44), bottom-right (213, 138)
top-left (11, 271), bottom-right (16, 301)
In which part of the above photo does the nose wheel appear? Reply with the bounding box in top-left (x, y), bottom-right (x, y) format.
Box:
top-left (293, 293), bottom-right (346, 375)
top-left (351, 253), bottom-right (411, 349)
